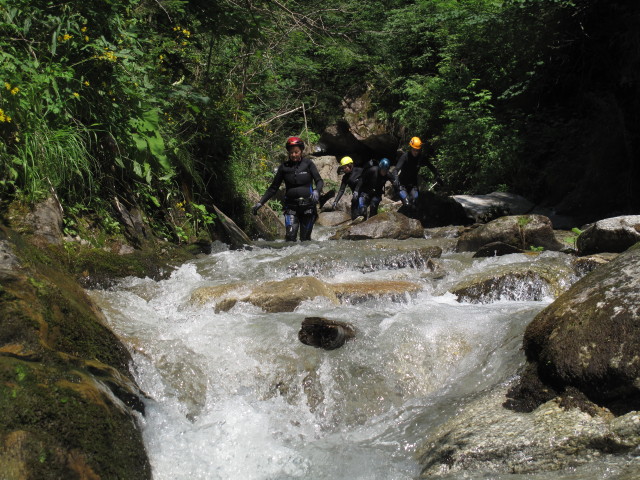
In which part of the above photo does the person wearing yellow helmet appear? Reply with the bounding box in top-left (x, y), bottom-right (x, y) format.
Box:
top-left (395, 136), bottom-right (442, 211)
top-left (332, 156), bottom-right (364, 219)
top-left (252, 136), bottom-right (324, 241)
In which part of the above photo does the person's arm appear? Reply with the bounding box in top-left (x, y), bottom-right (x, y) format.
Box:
top-left (256, 167), bottom-right (284, 206)
top-left (334, 176), bottom-right (348, 205)
top-left (309, 160), bottom-right (324, 194)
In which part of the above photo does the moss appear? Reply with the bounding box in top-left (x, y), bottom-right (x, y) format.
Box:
top-left (0, 358), bottom-right (151, 479)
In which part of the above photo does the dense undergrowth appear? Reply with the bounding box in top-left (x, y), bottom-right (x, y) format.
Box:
top-left (1, 0), bottom-right (638, 244)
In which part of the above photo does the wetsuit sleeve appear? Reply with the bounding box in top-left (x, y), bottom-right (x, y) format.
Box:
top-left (258, 167), bottom-right (284, 205)
top-left (395, 152), bottom-right (408, 173)
top-left (334, 176), bottom-right (348, 204)
top-left (309, 161), bottom-right (324, 193)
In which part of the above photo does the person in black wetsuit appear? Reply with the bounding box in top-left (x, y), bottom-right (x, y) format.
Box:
top-left (252, 136), bottom-right (324, 241)
top-left (331, 156), bottom-right (363, 220)
top-left (395, 136), bottom-right (442, 209)
top-left (354, 158), bottom-right (400, 219)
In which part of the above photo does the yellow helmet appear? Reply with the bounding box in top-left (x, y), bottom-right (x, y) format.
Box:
top-left (409, 137), bottom-right (423, 149)
top-left (340, 156), bottom-right (354, 166)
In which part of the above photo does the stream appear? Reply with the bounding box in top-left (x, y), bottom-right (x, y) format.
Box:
top-left (88, 226), bottom-right (638, 479)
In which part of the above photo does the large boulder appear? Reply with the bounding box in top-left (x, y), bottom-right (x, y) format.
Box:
top-left (0, 228), bottom-right (151, 479)
top-left (508, 244), bottom-right (640, 414)
top-left (246, 190), bottom-right (285, 241)
top-left (576, 215), bottom-right (640, 255)
top-left (413, 191), bottom-right (473, 228)
top-left (331, 211), bottom-right (424, 240)
top-left (417, 385), bottom-right (640, 477)
top-left (456, 215), bottom-right (564, 253)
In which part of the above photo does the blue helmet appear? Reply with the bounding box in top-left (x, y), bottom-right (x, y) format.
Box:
top-left (379, 158), bottom-right (390, 171)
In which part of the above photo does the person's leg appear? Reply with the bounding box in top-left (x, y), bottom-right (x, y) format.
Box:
top-left (370, 195), bottom-right (381, 217)
top-left (410, 186), bottom-right (419, 206)
top-left (350, 196), bottom-right (359, 220)
top-left (299, 207), bottom-right (317, 241)
top-left (284, 208), bottom-right (299, 242)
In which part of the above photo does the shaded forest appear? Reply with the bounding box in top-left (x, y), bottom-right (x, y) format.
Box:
top-left (1, 0), bottom-right (638, 241)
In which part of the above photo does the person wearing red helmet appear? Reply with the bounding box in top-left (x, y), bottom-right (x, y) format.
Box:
top-left (395, 136), bottom-right (442, 211)
top-left (252, 136), bottom-right (324, 241)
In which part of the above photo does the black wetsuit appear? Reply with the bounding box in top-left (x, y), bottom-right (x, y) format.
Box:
top-left (259, 157), bottom-right (324, 241)
top-left (395, 150), bottom-right (440, 205)
top-left (354, 165), bottom-right (399, 218)
top-left (334, 166), bottom-right (363, 219)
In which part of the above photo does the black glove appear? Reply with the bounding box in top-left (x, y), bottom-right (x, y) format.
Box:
top-left (252, 202), bottom-right (262, 215)
top-left (331, 201), bottom-right (338, 211)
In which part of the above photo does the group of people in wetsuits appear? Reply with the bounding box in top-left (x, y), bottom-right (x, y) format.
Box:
top-left (252, 135), bottom-right (441, 242)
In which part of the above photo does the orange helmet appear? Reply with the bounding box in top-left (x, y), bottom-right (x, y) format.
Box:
top-left (285, 136), bottom-right (305, 150)
top-left (409, 137), bottom-right (423, 150)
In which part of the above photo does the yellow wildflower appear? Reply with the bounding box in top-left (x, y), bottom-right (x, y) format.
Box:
top-left (10, 87), bottom-right (19, 95)
top-left (84, 81), bottom-right (90, 86)
top-left (4, 82), bottom-right (10, 90)
top-left (59, 33), bottom-right (72, 42)
top-left (81, 26), bottom-right (87, 32)
top-left (73, 92), bottom-right (80, 98)
top-left (84, 36), bottom-right (89, 42)
top-left (182, 29), bottom-right (190, 37)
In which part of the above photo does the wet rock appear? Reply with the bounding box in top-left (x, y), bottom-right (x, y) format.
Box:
top-left (451, 191), bottom-right (535, 223)
top-left (456, 214), bottom-right (564, 252)
top-left (450, 261), bottom-right (575, 303)
top-left (0, 229), bottom-right (151, 479)
top-left (571, 252), bottom-right (618, 277)
top-left (317, 210), bottom-right (351, 227)
top-left (330, 280), bottom-right (423, 304)
top-left (511, 244), bottom-right (640, 414)
top-left (298, 317), bottom-right (356, 350)
top-left (576, 215), bottom-right (640, 255)
top-left (332, 211), bottom-right (424, 240)
top-left (417, 385), bottom-right (639, 478)
top-left (246, 189), bottom-right (285, 241)
top-left (472, 241), bottom-right (524, 257)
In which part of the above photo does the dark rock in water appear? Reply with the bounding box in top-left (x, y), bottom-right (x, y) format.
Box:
top-left (473, 241), bottom-right (524, 258)
top-left (298, 317), bottom-right (356, 350)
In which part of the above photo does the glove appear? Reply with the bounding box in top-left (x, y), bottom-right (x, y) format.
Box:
top-left (251, 202), bottom-right (262, 215)
top-left (352, 191), bottom-right (359, 201)
top-left (331, 201), bottom-right (338, 211)
top-left (311, 190), bottom-right (319, 203)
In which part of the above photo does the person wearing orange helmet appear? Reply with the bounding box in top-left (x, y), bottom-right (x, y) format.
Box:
top-left (252, 136), bottom-right (324, 241)
top-left (332, 156), bottom-right (363, 219)
top-left (395, 136), bottom-right (442, 211)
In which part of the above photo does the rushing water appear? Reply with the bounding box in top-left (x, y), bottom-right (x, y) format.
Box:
top-left (88, 229), bottom-right (638, 480)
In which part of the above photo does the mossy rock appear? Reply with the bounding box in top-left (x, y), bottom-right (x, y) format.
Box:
top-left (0, 227), bottom-right (152, 478)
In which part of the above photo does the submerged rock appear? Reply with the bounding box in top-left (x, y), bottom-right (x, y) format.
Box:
top-left (450, 260), bottom-right (576, 303)
top-left (298, 317), bottom-right (356, 350)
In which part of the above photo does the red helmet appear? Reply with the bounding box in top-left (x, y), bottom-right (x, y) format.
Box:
top-left (285, 136), bottom-right (305, 150)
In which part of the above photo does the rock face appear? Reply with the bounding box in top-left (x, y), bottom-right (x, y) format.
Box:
top-left (456, 214), bottom-right (564, 253)
top-left (577, 215), bottom-right (640, 255)
top-left (0, 227), bottom-right (151, 479)
top-left (331, 211), bottom-right (424, 240)
top-left (508, 244), bottom-right (640, 414)
top-left (21, 197), bottom-right (64, 246)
